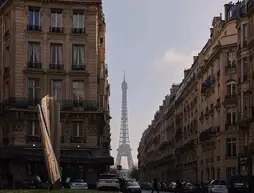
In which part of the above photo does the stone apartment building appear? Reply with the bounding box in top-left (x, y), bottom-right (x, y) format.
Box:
top-left (0, 0), bottom-right (112, 188)
top-left (138, 1), bottom-right (250, 182)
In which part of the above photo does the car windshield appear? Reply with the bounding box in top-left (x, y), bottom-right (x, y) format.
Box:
top-left (128, 181), bottom-right (139, 186)
top-left (25, 176), bottom-right (41, 182)
top-left (213, 180), bottom-right (227, 185)
top-left (100, 174), bottom-right (117, 179)
top-left (230, 176), bottom-right (249, 183)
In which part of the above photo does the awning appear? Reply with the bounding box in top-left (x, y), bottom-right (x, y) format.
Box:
top-left (0, 146), bottom-right (114, 165)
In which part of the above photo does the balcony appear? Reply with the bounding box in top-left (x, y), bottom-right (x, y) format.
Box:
top-left (26, 135), bottom-right (41, 143)
top-left (71, 65), bottom-right (86, 71)
top-left (70, 136), bottom-right (85, 143)
top-left (225, 63), bottom-right (236, 73)
top-left (201, 75), bottom-right (216, 94)
top-left (27, 24), bottom-right (41, 31)
top-left (199, 126), bottom-right (220, 143)
top-left (215, 98), bottom-right (221, 111)
top-left (225, 122), bottom-right (237, 131)
top-left (49, 27), bottom-right (64, 33)
top-left (27, 62), bottom-right (41, 69)
top-left (224, 94), bottom-right (237, 105)
top-left (238, 107), bottom-right (254, 126)
top-left (71, 28), bottom-right (86, 34)
top-left (0, 97), bottom-right (101, 113)
top-left (49, 63), bottom-right (64, 70)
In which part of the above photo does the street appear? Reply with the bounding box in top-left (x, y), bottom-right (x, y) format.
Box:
top-left (142, 190), bottom-right (171, 193)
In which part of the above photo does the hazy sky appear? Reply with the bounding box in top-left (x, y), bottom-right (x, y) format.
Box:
top-left (103, 0), bottom-right (232, 168)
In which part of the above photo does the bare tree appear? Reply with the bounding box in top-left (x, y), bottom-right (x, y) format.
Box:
top-left (129, 165), bottom-right (139, 180)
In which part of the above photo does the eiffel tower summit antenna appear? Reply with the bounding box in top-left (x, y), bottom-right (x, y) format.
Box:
top-left (115, 71), bottom-right (134, 169)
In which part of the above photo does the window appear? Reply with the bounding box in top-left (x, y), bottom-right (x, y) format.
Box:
top-left (100, 95), bottom-right (104, 107)
top-left (227, 108), bottom-right (236, 126)
top-left (72, 121), bottom-right (83, 137)
top-left (72, 81), bottom-right (84, 101)
top-left (28, 8), bottom-right (40, 26)
top-left (72, 12), bottom-right (84, 28)
top-left (4, 12), bottom-right (10, 32)
top-left (51, 11), bottom-right (62, 27)
top-left (4, 47), bottom-right (9, 68)
top-left (28, 42), bottom-right (40, 64)
top-left (226, 167), bottom-right (236, 181)
top-left (217, 168), bottom-right (220, 180)
top-left (72, 45), bottom-right (85, 65)
top-left (4, 82), bottom-right (9, 99)
top-left (27, 120), bottom-right (40, 136)
top-left (227, 52), bottom-right (236, 67)
top-left (206, 168), bottom-right (210, 181)
top-left (50, 44), bottom-right (62, 64)
top-left (51, 80), bottom-right (62, 100)
top-left (226, 81), bottom-right (236, 95)
top-left (226, 138), bottom-right (236, 157)
top-left (243, 57), bottom-right (248, 81)
top-left (28, 78), bottom-right (40, 99)
top-left (243, 23), bottom-right (248, 43)
top-left (100, 37), bottom-right (104, 44)
top-left (228, 8), bottom-right (233, 19)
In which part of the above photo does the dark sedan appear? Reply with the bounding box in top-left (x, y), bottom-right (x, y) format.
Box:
top-left (22, 175), bottom-right (42, 189)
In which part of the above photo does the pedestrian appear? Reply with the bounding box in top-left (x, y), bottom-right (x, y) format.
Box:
top-left (160, 181), bottom-right (164, 191)
top-left (248, 175), bottom-right (254, 193)
top-left (176, 180), bottom-right (183, 193)
top-left (151, 178), bottom-right (159, 193)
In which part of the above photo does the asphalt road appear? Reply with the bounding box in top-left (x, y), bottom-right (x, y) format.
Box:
top-left (142, 190), bottom-right (171, 193)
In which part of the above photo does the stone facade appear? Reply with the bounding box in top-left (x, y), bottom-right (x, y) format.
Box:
top-left (0, 0), bottom-right (112, 188)
top-left (138, 1), bottom-right (254, 182)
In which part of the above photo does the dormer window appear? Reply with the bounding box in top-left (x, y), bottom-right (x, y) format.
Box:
top-left (228, 8), bottom-right (233, 19)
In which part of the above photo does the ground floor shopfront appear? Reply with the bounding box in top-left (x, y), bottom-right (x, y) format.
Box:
top-left (0, 146), bottom-right (114, 189)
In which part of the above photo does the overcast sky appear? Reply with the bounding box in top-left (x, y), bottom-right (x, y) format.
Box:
top-left (103, 0), bottom-right (233, 168)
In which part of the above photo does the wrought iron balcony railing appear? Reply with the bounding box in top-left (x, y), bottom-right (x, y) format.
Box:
top-left (27, 62), bottom-right (41, 69)
top-left (71, 28), bottom-right (86, 34)
top-left (49, 27), bottom-right (64, 33)
top-left (49, 63), bottom-right (64, 70)
top-left (71, 65), bottom-right (86, 70)
top-left (0, 97), bottom-right (101, 113)
top-left (27, 24), bottom-right (41, 31)
top-left (224, 94), bottom-right (237, 104)
top-left (26, 135), bottom-right (41, 143)
top-left (70, 136), bottom-right (85, 143)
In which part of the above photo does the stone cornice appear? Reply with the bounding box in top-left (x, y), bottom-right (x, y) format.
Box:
top-left (24, 0), bottom-right (102, 6)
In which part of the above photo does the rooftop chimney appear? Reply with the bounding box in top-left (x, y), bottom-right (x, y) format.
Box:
top-left (220, 13), bottom-right (222, 19)
top-left (193, 56), bottom-right (198, 63)
top-left (210, 28), bottom-right (214, 38)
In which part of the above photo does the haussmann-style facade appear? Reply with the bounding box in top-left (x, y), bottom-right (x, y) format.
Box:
top-left (0, 0), bottom-right (112, 189)
top-left (138, 1), bottom-right (254, 182)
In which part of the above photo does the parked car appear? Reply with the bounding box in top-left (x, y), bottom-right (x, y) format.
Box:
top-left (140, 182), bottom-right (152, 190)
top-left (22, 175), bottom-right (42, 189)
top-left (123, 181), bottom-right (141, 193)
top-left (70, 179), bottom-right (88, 190)
top-left (168, 182), bottom-right (177, 192)
top-left (228, 175), bottom-right (249, 193)
top-left (208, 180), bottom-right (228, 193)
top-left (96, 173), bottom-right (120, 191)
top-left (184, 182), bottom-right (200, 193)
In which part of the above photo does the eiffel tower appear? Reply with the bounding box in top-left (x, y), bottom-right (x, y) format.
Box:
top-left (115, 72), bottom-right (134, 170)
